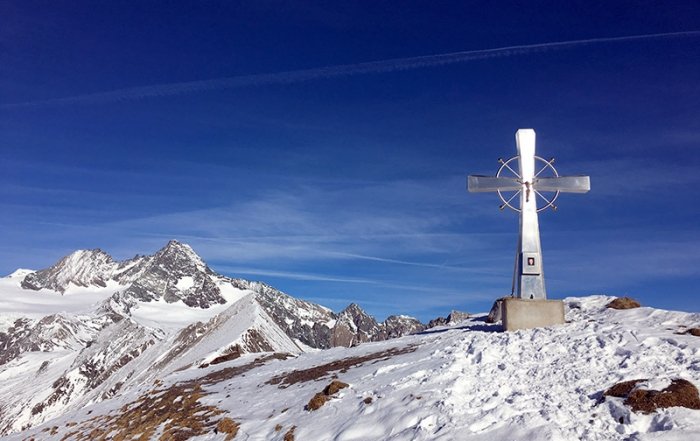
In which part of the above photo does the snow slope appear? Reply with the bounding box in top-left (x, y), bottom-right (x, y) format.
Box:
top-left (6, 295), bottom-right (699, 441)
top-left (0, 271), bottom-right (119, 331)
top-left (0, 241), bottom-right (430, 436)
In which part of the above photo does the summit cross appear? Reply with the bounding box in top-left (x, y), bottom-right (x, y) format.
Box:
top-left (467, 129), bottom-right (590, 300)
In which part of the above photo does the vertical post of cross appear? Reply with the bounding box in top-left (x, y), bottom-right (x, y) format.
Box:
top-left (467, 128), bottom-right (591, 330)
top-left (515, 129), bottom-right (546, 300)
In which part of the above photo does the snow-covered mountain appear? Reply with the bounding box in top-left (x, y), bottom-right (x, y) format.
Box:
top-left (3, 295), bottom-right (699, 441)
top-left (0, 241), bottom-right (425, 435)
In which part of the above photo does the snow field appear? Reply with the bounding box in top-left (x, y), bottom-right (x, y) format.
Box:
top-left (194, 296), bottom-right (699, 440)
top-left (3, 295), bottom-right (699, 441)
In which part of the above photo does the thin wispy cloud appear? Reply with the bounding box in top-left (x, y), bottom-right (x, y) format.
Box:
top-left (214, 266), bottom-right (377, 284)
top-left (3, 31), bottom-right (698, 109)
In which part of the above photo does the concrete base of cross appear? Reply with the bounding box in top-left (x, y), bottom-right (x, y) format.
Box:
top-left (501, 298), bottom-right (565, 331)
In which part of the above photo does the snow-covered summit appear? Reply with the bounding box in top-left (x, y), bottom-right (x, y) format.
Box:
top-left (5, 269), bottom-right (34, 280)
top-left (0, 240), bottom-right (426, 435)
top-left (17, 240), bottom-right (222, 307)
top-left (21, 248), bottom-right (116, 293)
top-left (119, 240), bottom-right (224, 308)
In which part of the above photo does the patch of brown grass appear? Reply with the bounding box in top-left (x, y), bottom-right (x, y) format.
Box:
top-left (627, 379), bottom-right (700, 413)
top-left (305, 380), bottom-right (350, 411)
top-left (605, 378), bottom-right (700, 414)
top-left (274, 424), bottom-right (283, 432)
top-left (324, 380), bottom-right (349, 395)
top-left (216, 417), bottom-right (239, 440)
top-left (200, 352), bottom-right (292, 385)
top-left (45, 353), bottom-right (293, 440)
top-left (603, 379), bottom-right (646, 398)
top-left (687, 328), bottom-right (700, 337)
top-left (200, 347), bottom-right (242, 368)
top-left (305, 393), bottom-right (328, 411)
top-left (267, 345), bottom-right (417, 387)
top-left (363, 397), bottom-right (373, 404)
top-left (606, 297), bottom-right (641, 310)
top-left (283, 425), bottom-right (296, 441)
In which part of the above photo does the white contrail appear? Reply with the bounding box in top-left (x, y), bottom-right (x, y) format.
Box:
top-left (3, 30), bottom-right (698, 109)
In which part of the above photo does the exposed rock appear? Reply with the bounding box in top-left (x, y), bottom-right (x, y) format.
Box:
top-left (427, 310), bottom-right (471, 328)
top-left (486, 298), bottom-right (509, 323)
top-left (0, 315), bottom-right (104, 366)
top-left (384, 315), bottom-right (425, 338)
top-left (21, 249), bottom-right (116, 293)
top-left (332, 303), bottom-right (383, 347)
top-left (120, 240), bottom-right (225, 308)
top-left (21, 240), bottom-right (226, 308)
top-left (248, 281), bottom-right (336, 349)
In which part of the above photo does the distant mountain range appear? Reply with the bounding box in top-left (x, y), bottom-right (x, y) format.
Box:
top-left (0, 240), bottom-right (432, 434)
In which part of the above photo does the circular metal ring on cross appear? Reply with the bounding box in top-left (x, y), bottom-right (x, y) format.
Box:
top-left (496, 155), bottom-right (560, 213)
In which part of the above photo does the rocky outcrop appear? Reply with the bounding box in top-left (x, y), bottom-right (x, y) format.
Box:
top-left (247, 281), bottom-right (336, 349)
top-left (20, 241), bottom-right (226, 308)
top-left (0, 314), bottom-right (105, 366)
top-left (21, 249), bottom-right (116, 292)
top-left (119, 241), bottom-right (225, 308)
top-left (332, 303), bottom-right (383, 347)
top-left (384, 315), bottom-right (425, 338)
top-left (427, 310), bottom-right (470, 329)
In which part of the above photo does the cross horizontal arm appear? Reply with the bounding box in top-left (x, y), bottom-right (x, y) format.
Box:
top-left (534, 176), bottom-right (590, 193)
top-left (468, 175), bottom-right (521, 193)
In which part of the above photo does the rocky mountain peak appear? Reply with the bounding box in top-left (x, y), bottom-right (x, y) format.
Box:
top-left (119, 240), bottom-right (223, 308)
top-left (340, 303), bottom-right (366, 317)
top-left (21, 248), bottom-right (117, 293)
top-left (18, 241), bottom-right (222, 308)
top-left (152, 240), bottom-right (209, 274)
top-left (332, 303), bottom-right (382, 347)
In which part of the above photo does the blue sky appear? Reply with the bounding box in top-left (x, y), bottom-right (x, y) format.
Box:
top-left (1, 1), bottom-right (699, 321)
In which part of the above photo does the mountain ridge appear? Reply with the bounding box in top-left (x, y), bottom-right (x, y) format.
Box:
top-left (0, 240), bottom-right (431, 434)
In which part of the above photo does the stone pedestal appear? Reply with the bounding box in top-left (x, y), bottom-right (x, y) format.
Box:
top-left (501, 298), bottom-right (565, 331)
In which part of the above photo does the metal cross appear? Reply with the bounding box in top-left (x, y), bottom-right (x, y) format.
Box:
top-left (467, 129), bottom-right (590, 300)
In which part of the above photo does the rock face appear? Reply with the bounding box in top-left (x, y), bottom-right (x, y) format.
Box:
top-left (486, 298), bottom-right (509, 323)
top-left (384, 315), bottom-right (425, 338)
top-left (16, 241), bottom-right (424, 349)
top-left (332, 303), bottom-right (383, 347)
top-left (119, 241), bottom-right (225, 308)
top-left (427, 310), bottom-right (470, 328)
top-left (1, 240), bottom-right (427, 435)
top-left (21, 249), bottom-right (116, 292)
top-left (246, 281), bottom-right (336, 349)
top-left (21, 241), bottom-right (226, 309)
